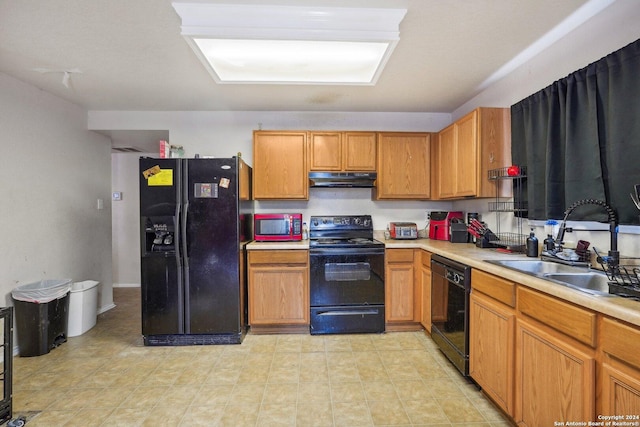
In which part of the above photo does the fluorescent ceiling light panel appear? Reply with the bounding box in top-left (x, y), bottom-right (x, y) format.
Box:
top-left (172, 3), bottom-right (406, 85)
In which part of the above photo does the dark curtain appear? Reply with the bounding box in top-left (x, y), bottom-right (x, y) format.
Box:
top-left (512, 38), bottom-right (640, 224)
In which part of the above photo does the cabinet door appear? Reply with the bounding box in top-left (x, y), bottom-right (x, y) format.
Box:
top-left (238, 158), bottom-right (251, 201)
top-left (436, 125), bottom-right (456, 198)
top-left (343, 132), bottom-right (376, 171)
top-left (454, 110), bottom-right (478, 197)
top-left (601, 362), bottom-right (640, 416)
top-left (515, 318), bottom-right (595, 426)
top-left (376, 133), bottom-right (431, 199)
top-left (309, 132), bottom-right (342, 171)
top-left (419, 251), bottom-right (432, 331)
top-left (253, 131), bottom-right (308, 199)
top-left (478, 108), bottom-right (511, 198)
top-left (435, 108), bottom-right (510, 199)
top-left (469, 291), bottom-right (515, 416)
top-left (386, 262), bottom-right (414, 322)
top-left (248, 265), bottom-right (309, 325)
top-left (385, 249), bottom-right (416, 323)
top-left (600, 317), bottom-right (640, 415)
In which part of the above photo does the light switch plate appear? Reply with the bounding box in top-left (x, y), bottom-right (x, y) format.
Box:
top-left (112, 191), bottom-right (122, 201)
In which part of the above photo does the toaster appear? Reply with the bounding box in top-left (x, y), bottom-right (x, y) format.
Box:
top-left (389, 222), bottom-right (418, 240)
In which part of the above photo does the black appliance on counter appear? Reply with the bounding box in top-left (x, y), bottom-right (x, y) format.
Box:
top-left (309, 215), bottom-right (385, 334)
top-left (431, 254), bottom-right (472, 376)
top-left (139, 157), bottom-right (253, 346)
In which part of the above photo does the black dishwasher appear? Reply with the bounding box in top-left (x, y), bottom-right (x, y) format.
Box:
top-left (430, 254), bottom-right (471, 376)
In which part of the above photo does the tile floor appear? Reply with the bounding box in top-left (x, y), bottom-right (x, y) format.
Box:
top-left (13, 288), bottom-right (514, 426)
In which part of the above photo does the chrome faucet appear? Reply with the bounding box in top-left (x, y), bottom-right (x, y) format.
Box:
top-left (554, 199), bottom-right (619, 268)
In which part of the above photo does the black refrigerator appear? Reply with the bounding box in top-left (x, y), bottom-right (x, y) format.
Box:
top-left (139, 156), bottom-right (253, 345)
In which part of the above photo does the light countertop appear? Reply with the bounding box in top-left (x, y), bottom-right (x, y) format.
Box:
top-left (246, 235), bottom-right (640, 327)
top-left (246, 240), bottom-right (309, 250)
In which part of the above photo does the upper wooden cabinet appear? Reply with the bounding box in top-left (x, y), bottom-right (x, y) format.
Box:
top-left (435, 108), bottom-right (511, 199)
top-left (238, 157), bottom-right (251, 200)
top-left (309, 131), bottom-right (376, 171)
top-left (375, 132), bottom-right (431, 199)
top-left (253, 131), bottom-right (308, 200)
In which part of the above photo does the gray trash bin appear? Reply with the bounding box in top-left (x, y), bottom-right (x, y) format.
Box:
top-left (12, 279), bottom-right (72, 357)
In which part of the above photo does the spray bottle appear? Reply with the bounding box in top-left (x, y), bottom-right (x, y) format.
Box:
top-left (526, 228), bottom-right (539, 257)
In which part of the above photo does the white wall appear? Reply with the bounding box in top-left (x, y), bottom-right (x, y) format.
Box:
top-left (111, 152), bottom-right (155, 287)
top-left (0, 73), bottom-right (114, 341)
top-left (453, 0), bottom-right (640, 119)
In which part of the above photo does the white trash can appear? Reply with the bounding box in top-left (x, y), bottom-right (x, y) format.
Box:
top-left (68, 280), bottom-right (99, 337)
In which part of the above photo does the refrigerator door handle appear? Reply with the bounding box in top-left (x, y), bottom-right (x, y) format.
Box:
top-left (182, 201), bottom-right (189, 259)
top-left (173, 204), bottom-right (181, 259)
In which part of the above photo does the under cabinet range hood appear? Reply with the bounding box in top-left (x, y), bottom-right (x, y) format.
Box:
top-left (309, 172), bottom-right (377, 188)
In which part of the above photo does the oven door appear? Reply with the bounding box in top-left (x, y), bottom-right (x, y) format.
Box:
top-left (310, 247), bottom-right (384, 307)
top-left (309, 247), bottom-right (385, 334)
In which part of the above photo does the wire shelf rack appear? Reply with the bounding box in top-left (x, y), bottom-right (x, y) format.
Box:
top-left (488, 201), bottom-right (528, 213)
top-left (490, 232), bottom-right (526, 251)
top-left (597, 257), bottom-right (640, 286)
top-left (487, 166), bottom-right (527, 253)
top-left (597, 256), bottom-right (640, 299)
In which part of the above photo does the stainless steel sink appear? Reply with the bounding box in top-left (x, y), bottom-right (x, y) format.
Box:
top-left (542, 272), bottom-right (611, 295)
top-left (486, 259), bottom-right (589, 275)
top-left (486, 259), bottom-right (613, 296)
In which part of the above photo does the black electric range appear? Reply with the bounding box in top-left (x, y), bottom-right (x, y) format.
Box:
top-left (308, 215), bottom-right (385, 335)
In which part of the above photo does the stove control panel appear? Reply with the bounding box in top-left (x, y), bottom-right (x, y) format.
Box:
top-left (310, 215), bottom-right (373, 229)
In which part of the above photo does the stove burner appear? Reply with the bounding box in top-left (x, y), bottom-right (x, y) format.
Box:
top-left (315, 239), bottom-right (341, 245)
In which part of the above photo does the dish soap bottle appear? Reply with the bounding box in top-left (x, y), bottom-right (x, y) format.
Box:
top-left (302, 222), bottom-right (308, 240)
top-left (526, 228), bottom-right (539, 257)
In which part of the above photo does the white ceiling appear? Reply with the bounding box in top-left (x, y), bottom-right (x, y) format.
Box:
top-left (0, 0), bottom-right (616, 150)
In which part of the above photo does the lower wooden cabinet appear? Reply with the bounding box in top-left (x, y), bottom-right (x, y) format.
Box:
top-left (515, 317), bottom-right (596, 426)
top-left (469, 285), bottom-right (515, 416)
top-left (469, 269), bottom-right (609, 425)
top-left (419, 250), bottom-right (432, 332)
top-left (247, 250), bottom-right (309, 333)
top-left (601, 360), bottom-right (640, 416)
top-left (600, 317), bottom-right (640, 415)
top-left (514, 286), bottom-right (597, 425)
top-left (385, 248), bottom-right (421, 331)
top-left (469, 270), bottom-right (516, 415)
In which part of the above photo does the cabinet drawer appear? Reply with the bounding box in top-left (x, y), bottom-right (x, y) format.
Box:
top-left (386, 249), bottom-right (415, 263)
top-left (472, 269), bottom-right (515, 308)
top-left (601, 317), bottom-right (640, 369)
top-left (517, 287), bottom-right (596, 347)
top-left (421, 250), bottom-right (432, 268)
top-left (248, 250), bottom-right (308, 265)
